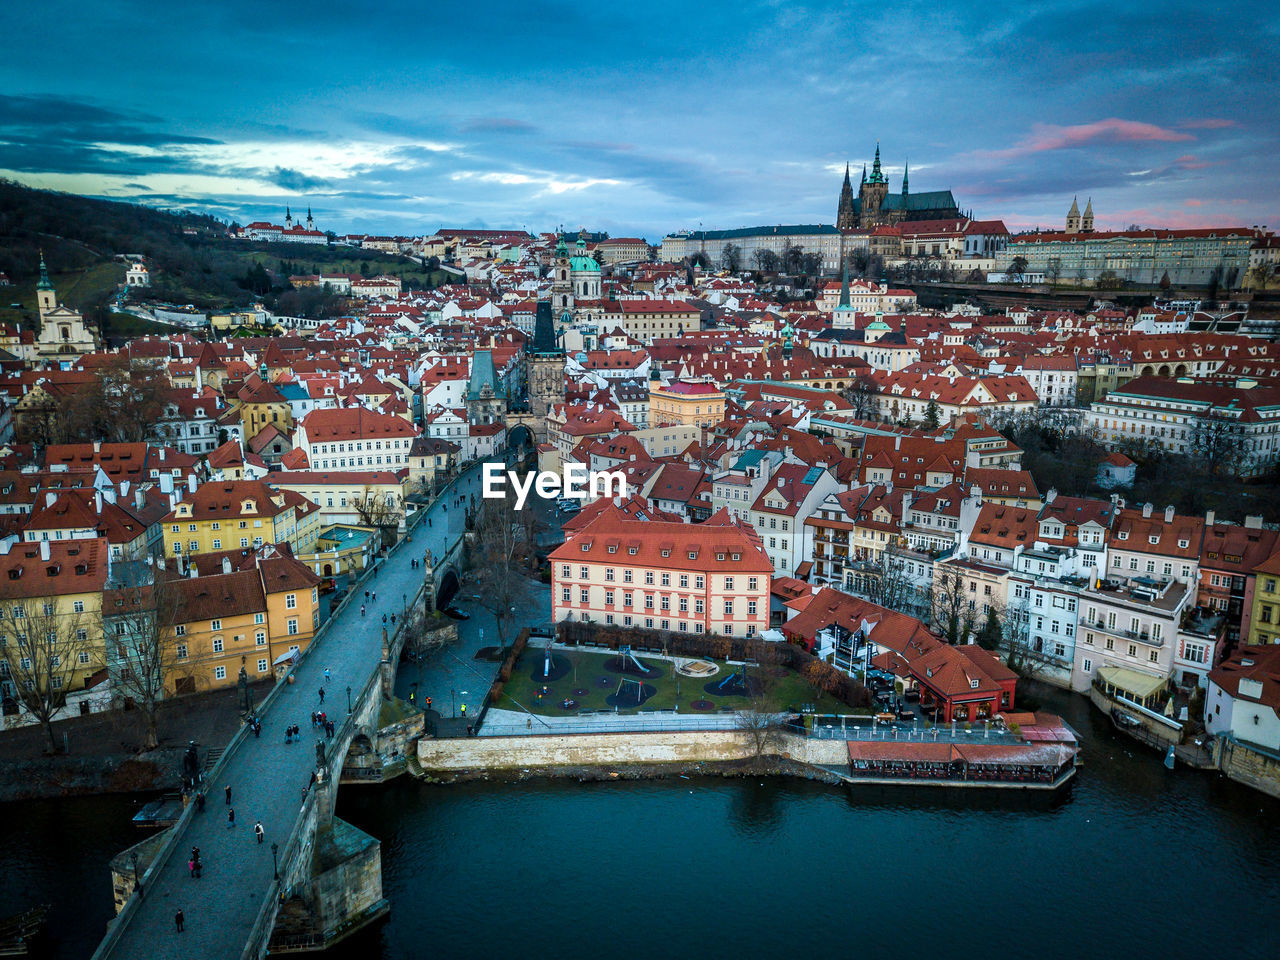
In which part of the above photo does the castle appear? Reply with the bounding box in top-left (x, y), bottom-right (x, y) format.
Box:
top-left (836, 143), bottom-right (959, 229)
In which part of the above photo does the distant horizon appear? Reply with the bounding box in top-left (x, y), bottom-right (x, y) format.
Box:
top-left (1, 2), bottom-right (1275, 240)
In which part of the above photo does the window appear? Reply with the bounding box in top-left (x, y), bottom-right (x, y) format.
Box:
top-left (175, 624), bottom-right (186, 636)
top-left (1083, 658), bottom-right (1092, 673)
top-left (214, 666), bottom-right (226, 681)
top-left (561, 588), bottom-right (571, 603)
top-left (257, 658), bottom-right (269, 673)
top-left (605, 568), bottom-right (615, 581)
top-left (605, 591), bottom-right (614, 606)
top-left (724, 601), bottom-right (733, 616)
top-left (256, 631), bottom-right (266, 646)
top-left (254, 613), bottom-right (265, 625)
top-left (748, 577), bottom-right (758, 591)
top-left (579, 589), bottom-right (589, 604)
top-left (561, 565), bottom-right (570, 579)
top-left (580, 566), bottom-right (589, 579)
top-left (212, 637), bottom-right (224, 652)
top-left (725, 577), bottom-right (734, 590)
top-left (286, 593), bottom-right (297, 609)
top-left (661, 573), bottom-right (670, 587)
top-left (73, 600), bottom-right (84, 613)
top-left (211, 619), bottom-right (222, 630)
top-left (287, 619), bottom-right (298, 635)
top-left (644, 571), bottom-right (654, 585)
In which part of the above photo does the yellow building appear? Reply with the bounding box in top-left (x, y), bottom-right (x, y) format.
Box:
top-left (163, 551), bottom-right (321, 693)
top-left (648, 379), bottom-right (725, 429)
top-left (269, 470), bottom-right (408, 532)
top-left (237, 378), bottom-right (293, 441)
top-left (1247, 550), bottom-right (1280, 645)
top-left (162, 480), bottom-right (322, 560)
top-left (0, 538), bottom-right (109, 719)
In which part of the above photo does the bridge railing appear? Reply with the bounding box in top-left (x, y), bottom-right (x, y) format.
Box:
top-left (96, 463), bottom-right (480, 960)
top-left (241, 667), bottom-right (383, 960)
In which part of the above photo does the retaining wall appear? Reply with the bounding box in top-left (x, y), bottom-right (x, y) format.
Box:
top-left (417, 730), bottom-right (849, 771)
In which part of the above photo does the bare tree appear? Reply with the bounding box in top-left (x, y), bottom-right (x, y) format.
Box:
top-left (103, 571), bottom-right (185, 751)
top-left (930, 564), bottom-right (976, 644)
top-left (1189, 410), bottom-right (1245, 479)
top-left (999, 596), bottom-right (1060, 680)
top-left (862, 544), bottom-right (917, 614)
top-left (470, 495), bottom-right (526, 654)
top-left (0, 595), bottom-right (99, 754)
top-left (1006, 256), bottom-right (1029, 284)
top-left (1046, 257), bottom-right (1063, 287)
top-left (736, 673), bottom-right (783, 759)
top-left (354, 486), bottom-right (401, 549)
top-left (720, 243), bottom-right (742, 273)
top-left (752, 248), bottom-right (779, 273)
top-left (846, 374), bottom-right (880, 421)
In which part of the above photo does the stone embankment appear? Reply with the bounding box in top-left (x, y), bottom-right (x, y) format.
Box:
top-left (0, 750), bottom-right (180, 802)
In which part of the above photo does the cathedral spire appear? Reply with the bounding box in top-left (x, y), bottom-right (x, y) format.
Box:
top-left (861, 163), bottom-right (867, 184)
top-left (902, 159), bottom-right (909, 196)
top-left (843, 162), bottom-right (851, 188)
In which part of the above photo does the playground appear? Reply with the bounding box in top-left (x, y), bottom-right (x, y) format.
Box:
top-left (498, 645), bottom-right (847, 717)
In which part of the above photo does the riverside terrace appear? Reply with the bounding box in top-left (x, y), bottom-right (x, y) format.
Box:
top-left (92, 462), bottom-right (490, 960)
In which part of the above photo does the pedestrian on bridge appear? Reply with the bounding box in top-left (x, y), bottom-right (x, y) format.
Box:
top-left (372, 591), bottom-right (377, 601)
top-left (225, 784), bottom-right (232, 805)
top-left (365, 590), bottom-right (370, 601)
top-left (325, 668), bottom-right (331, 684)
top-left (460, 703), bottom-right (467, 718)
top-left (319, 687), bottom-right (325, 703)
top-left (175, 909), bottom-right (184, 933)
top-left (254, 821), bottom-right (265, 844)
top-left (360, 604), bottom-right (366, 616)
top-left (228, 808), bottom-right (236, 828)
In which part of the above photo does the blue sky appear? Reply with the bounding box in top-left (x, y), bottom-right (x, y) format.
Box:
top-left (0, 0), bottom-right (1276, 239)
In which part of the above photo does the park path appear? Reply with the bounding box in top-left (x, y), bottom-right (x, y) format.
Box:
top-left (102, 464), bottom-right (489, 959)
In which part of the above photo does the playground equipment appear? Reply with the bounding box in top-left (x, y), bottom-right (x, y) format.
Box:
top-left (714, 662), bottom-right (747, 693)
top-left (608, 676), bottom-right (653, 709)
top-left (675, 658), bottom-right (718, 678)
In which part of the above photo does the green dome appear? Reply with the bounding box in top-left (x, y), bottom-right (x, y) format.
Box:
top-left (867, 318), bottom-right (891, 330)
top-left (568, 256), bottom-right (600, 272)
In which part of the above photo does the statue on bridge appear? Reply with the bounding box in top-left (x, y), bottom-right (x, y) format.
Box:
top-left (181, 741), bottom-right (201, 789)
top-left (238, 665), bottom-right (254, 718)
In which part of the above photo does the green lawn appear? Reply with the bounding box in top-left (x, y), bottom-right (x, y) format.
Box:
top-left (496, 648), bottom-right (848, 717)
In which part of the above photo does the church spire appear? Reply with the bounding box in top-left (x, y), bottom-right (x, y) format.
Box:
top-left (902, 158), bottom-right (910, 196)
top-left (842, 162), bottom-right (851, 188)
top-left (861, 163), bottom-right (867, 184)
top-left (868, 141), bottom-right (886, 184)
top-left (838, 252), bottom-right (850, 309)
top-left (37, 250), bottom-right (53, 291)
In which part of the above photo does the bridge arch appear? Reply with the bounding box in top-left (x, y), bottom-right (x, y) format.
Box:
top-left (436, 567), bottom-right (460, 610)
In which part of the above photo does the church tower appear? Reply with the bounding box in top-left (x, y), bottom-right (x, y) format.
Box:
top-left (306, 207), bottom-right (314, 231)
top-left (1066, 197), bottom-right (1081, 234)
top-left (901, 159), bottom-right (909, 199)
top-left (285, 206), bottom-right (292, 227)
top-left (36, 252), bottom-right (57, 319)
top-left (836, 163), bottom-right (857, 230)
top-left (858, 142), bottom-right (890, 227)
top-left (1082, 198), bottom-right (1094, 233)
top-left (528, 299), bottom-right (566, 419)
top-left (551, 235), bottom-right (574, 317)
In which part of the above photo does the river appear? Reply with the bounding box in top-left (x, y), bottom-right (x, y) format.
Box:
top-left (328, 686), bottom-right (1280, 960)
top-left (6, 687), bottom-right (1279, 959)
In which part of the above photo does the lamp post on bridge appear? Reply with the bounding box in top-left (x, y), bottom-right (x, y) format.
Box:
top-left (271, 842), bottom-right (279, 881)
top-left (346, 685), bottom-right (352, 714)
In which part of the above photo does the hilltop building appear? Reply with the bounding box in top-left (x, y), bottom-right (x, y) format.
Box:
top-left (836, 143), bottom-right (960, 229)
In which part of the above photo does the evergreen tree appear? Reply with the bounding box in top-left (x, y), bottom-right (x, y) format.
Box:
top-left (977, 607), bottom-right (1003, 650)
top-left (923, 399), bottom-right (941, 430)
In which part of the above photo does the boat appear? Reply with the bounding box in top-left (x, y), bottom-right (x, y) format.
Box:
top-left (1110, 708), bottom-right (1142, 730)
top-left (0, 904), bottom-right (48, 956)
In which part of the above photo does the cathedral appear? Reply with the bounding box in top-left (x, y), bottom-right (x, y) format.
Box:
top-left (836, 143), bottom-right (959, 229)
top-left (1065, 196), bottom-right (1095, 234)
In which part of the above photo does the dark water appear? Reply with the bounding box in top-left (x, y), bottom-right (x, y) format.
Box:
top-left (331, 688), bottom-right (1280, 960)
top-left (0, 793), bottom-right (160, 960)
top-left (7, 685), bottom-right (1280, 960)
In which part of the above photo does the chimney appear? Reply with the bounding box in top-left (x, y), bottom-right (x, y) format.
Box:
top-left (1245, 514), bottom-right (1264, 530)
top-left (95, 491), bottom-right (102, 514)
top-left (40, 540), bottom-right (50, 561)
top-left (1164, 505), bottom-right (1175, 523)
top-left (159, 474), bottom-right (173, 494)
top-left (188, 474), bottom-right (197, 494)
top-left (894, 435), bottom-right (901, 451)
top-left (1045, 488), bottom-right (1057, 505)
top-left (222, 557), bottom-right (232, 574)
top-left (135, 486), bottom-right (145, 511)
top-left (1205, 509), bottom-right (1216, 527)
top-left (1142, 503), bottom-right (1153, 519)
top-left (45, 492), bottom-right (56, 509)
top-left (160, 448), bottom-right (166, 462)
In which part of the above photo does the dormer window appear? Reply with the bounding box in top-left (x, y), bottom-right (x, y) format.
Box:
top-left (1148, 535), bottom-right (1160, 545)
top-left (607, 545), bottom-right (617, 553)
top-left (716, 553), bottom-right (725, 561)
top-left (628, 547), bottom-right (637, 555)
top-left (970, 679), bottom-right (980, 689)
top-left (1178, 539), bottom-right (1189, 549)
top-left (581, 543), bottom-right (590, 552)
top-left (661, 550), bottom-right (671, 558)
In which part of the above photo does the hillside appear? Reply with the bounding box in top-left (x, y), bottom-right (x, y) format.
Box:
top-left (0, 180), bottom-right (447, 335)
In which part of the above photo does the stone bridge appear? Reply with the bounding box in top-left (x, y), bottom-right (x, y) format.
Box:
top-left (92, 462), bottom-right (488, 959)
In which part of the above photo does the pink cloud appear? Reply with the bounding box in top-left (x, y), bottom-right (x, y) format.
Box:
top-left (1095, 206), bottom-right (1247, 230)
top-left (979, 118), bottom-right (1194, 161)
top-left (1179, 118), bottom-right (1237, 129)
top-left (1174, 154), bottom-right (1213, 170)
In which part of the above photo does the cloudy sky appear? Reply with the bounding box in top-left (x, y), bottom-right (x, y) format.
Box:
top-left (1, 0), bottom-right (1276, 239)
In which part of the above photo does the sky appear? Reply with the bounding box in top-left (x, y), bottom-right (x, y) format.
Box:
top-left (0, 0), bottom-right (1276, 240)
